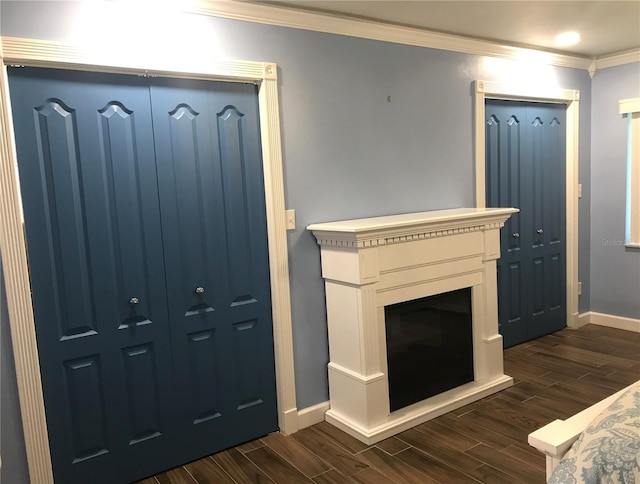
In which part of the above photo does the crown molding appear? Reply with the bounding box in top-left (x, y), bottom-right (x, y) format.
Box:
top-left (0, 36), bottom-right (275, 82)
top-left (193, 1), bottom-right (593, 71)
top-left (594, 49), bottom-right (640, 71)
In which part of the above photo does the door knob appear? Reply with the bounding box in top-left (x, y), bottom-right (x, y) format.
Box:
top-left (512, 233), bottom-right (520, 238)
top-left (537, 228), bottom-right (544, 234)
top-left (129, 297), bottom-right (139, 305)
top-left (195, 287), bottom-right (205, 295)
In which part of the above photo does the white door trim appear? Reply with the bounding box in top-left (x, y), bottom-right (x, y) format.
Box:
top-left (0, 36), bottom-right (298, 484)
top-left (474, 80), bottom-right (580, 330)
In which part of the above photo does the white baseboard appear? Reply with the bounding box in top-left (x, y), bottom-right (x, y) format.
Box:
top-left (297, 401), bottom-right (330, 430)
top-left (581, 311), bottom-right (640, 333)
top-left (574, 312), bottom-right (591, 328)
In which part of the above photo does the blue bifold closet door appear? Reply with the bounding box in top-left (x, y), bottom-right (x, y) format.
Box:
top-left (485, 100), bottom-right (567, 348)
top-left (8, 67), bottom-right (277, 484)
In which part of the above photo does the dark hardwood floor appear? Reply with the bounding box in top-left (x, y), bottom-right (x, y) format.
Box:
top-left (141, 324), bottom-right (640, 483)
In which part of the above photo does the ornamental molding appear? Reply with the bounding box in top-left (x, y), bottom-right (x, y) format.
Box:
top-left (312, 222), bottom-right (506, 248)
top-left (308, 208), bottom-right (517, 249)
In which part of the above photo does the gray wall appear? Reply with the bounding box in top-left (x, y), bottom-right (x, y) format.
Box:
top-left (590, 62), bottom-right (640, 318)
top-left (0, 1), bottom-right (595, 476)
top-left (0, 258), bottom-right (30, 484)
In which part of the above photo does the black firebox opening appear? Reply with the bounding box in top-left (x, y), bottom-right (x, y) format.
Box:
top-left (385, 287), bottom-right (474, 412)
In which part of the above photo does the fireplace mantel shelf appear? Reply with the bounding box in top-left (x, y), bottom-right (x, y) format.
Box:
top-left (309, 207), bottom-right (518, 444)
top-left (308, 207), bottom-right (518, 248)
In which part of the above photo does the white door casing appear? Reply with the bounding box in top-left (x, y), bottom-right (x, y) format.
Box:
top-left (0, 36), bottom-right (297, 483)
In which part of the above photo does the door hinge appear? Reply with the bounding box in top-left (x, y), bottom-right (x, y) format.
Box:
top-left (578, 281), bottom-right (582, 296)
top-left (578, 184), bottom-right (583, 198)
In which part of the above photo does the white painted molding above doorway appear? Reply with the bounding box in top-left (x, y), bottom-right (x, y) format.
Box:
top-left (0, 36), bottom-right (297, 483)
top-left (473, 80), bottom-right (581, 330)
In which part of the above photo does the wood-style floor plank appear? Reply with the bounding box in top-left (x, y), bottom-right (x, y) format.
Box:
top-left (210, 448), bottom-right (275, 484)
top-left (311, 469), bottom-right (355, 484)
top-left (291, 427), bottom-right (369, 477)
top-left (499, 440), bottom-right (547, 469)
top-left (357, 446), bottom-right (438, 484)
top-left (467, 464), bottom-right (516, 484)
top-left (395, 427), bottom-right (483, 473)
top-left (350, 466), bottom-right (399, 483)
top-left (155, 467), bottom-right (197, 484)
top-left (312, 421), bottom-right (370, 454)
top-left (414, 419), bottom-right (480, 451)
top-left (466, 443), bottom-right (546, 482)
top-left (184, 457), bottom-right (236, 484)
top-left (373, 436), bottom-right (411, 456)
top-left (395, 447), bottom-right (481, 483)
top-left (149, 325), bottom-right (639, 484)
top-left (261, 431), bottom-right (333, 478)
top-left (235, 439), bottom-right (266, 454)
top-left (435, 411), bottom-right (516, 450)
top-left (244, 446), bottom-right (313, 483)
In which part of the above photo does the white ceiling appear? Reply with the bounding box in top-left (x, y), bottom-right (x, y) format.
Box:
top-left (253, 1), bottom-right (640, 57)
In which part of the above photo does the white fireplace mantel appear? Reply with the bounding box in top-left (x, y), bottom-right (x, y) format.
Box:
top-left (308, 207), bottom-right (518, 444)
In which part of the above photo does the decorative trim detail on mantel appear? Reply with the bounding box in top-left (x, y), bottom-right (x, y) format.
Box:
top-left (312, 223), bottom-right (507, 248)
top-left (308, 208), bottom-right (514, 248)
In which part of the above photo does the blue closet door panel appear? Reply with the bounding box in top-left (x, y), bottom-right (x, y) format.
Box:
top-left (531, 257), bottom-right (545, 316)
top-left (506, 262), bottom-right (523, 325)
top-left (549, 253), bottom-right (563, 311)
top-left (209, 83), bottom-right (276, 427)
top-left (528, 103), bottom-right (566, 339)
top-left (33, 98), bottom-right (97, 340)
top-left (8, 68), bottom-right (175, 484)
top-left (530, 116), bottom-right (546, 248)
top-left (546, 117), bottom-right (564, 246)
top-left (97, 102), bottom-right (156, 329)
top-left (217, 106), bottom-right (257, 305)
top-left (151, 79), bottom-right (237, 449)
top-left (485, 102), bottom-right (528, 346)
top-left (486, 100), bottom-right (566, 347)
top-left (186, 330), bottom-right (223, 424)
top-left (485, 114), bottom-right (501, 208)
top-left (150, 78), bottom-right (277, 461)
top-left (505, 115), bottom-right (523, 254)
top-left (63, 355), bottom-right (109, 463)
top-left (231, 318), bottom-right (265, 410)
top-left (121, 343), bottom-right (163, 445)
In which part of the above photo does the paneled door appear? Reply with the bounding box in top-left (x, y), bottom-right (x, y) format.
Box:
top-left (485, 100), bottom-right (566, 347)
top-left (149, 78), bottom-right (278, 463)
top-left (8, 67), bottom-right (277, 483)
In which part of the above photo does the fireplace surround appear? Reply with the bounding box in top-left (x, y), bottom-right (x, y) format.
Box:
top-left (308, 207), bottom-right (517, 444)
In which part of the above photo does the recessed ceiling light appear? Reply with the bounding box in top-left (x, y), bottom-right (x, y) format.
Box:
top-left (555, 32), bottom-right (581, 47)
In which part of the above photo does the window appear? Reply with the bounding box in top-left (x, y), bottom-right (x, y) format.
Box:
top-left (619, 98), bottom-right (640, 248)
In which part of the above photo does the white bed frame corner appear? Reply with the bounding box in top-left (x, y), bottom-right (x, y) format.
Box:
top-left (528, 382), bottom-right (636, 480)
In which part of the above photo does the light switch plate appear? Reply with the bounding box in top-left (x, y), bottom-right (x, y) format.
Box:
top-left (286, 209), bottom-right (296, 230)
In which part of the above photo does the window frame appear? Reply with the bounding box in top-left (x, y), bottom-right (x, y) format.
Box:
top-left (619, 97), bottom-right (640, 248)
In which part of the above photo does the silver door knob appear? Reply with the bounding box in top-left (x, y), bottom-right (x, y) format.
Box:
top-left (537, 228), bottom-right (544, 234)
top-left (195, 287), bottom-right (205, 295)
top-left (129, 297), bottom-right (139, 305)
top-left (512, 233), bottom-right (520, 238)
